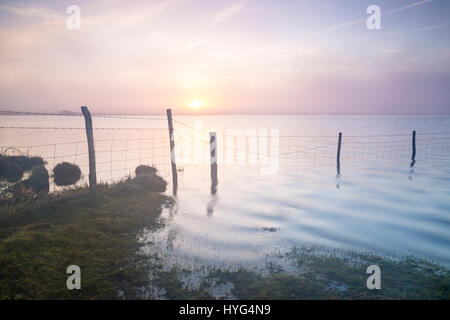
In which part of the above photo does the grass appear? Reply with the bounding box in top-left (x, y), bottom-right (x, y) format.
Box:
top-left (152, 246), bottom-right (449, 300)
top-left (0, 176), bottom-right (171, 299)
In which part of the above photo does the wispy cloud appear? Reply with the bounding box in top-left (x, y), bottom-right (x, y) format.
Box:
top-left (306, 0), bottom-right (433, 35)
top-left (83, 0), bottom-right (183, 28)
top-left (0, 0), bottom-right (183, 29)
top-left (186, 39), bottom-right (207, 51)
top-left (386, 23), bottom-right (448, 34)
top-left (213, 2), bottom-right (246, 24)
top-left (383, 0), bottom-right (433, 15)
top-left (0, 3), bottom-right (63, 20)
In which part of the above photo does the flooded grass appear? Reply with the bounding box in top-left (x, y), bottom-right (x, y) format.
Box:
top-left (149, 246), bottom-right (450, 300)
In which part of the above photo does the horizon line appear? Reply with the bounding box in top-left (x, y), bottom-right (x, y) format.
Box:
top-left (1, 109), bottom-right (450, 117)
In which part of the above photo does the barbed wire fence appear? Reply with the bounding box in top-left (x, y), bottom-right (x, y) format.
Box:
top-left (1, 108), bottom-right (450, 193)
top-left (0, 110), bottom-right (172, 192)
top-left (172, 117), bottom-right (450, 166)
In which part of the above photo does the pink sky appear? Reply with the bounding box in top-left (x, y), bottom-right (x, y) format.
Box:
top-left (0, 0), bottom-right (449, 115)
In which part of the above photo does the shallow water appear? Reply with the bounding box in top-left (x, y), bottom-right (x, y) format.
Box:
top-left (1, 114), bottom-right (450, 266)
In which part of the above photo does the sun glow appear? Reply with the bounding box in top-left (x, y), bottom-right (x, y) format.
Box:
top-left (189, 99), bottom-right (204, 109)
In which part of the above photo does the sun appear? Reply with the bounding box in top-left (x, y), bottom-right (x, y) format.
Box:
top-left (189, 99), bottom-right (203, 109)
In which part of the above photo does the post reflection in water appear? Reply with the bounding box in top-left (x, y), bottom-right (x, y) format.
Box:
top-left (336, 132), bottom-right (342, 189)
top-left (207, 163), bottom-right (218, 216)
top-left (409, 130), bottom-right (416, 180)
top-left (206, 194), bottom-right (218, 217)
top-left (208, 132), bottom-right (219, 216)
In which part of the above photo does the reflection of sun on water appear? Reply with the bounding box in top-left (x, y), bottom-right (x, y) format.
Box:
top-left (189, 99), bottom-right (203, 109)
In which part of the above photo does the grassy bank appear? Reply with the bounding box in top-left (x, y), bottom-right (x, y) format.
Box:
top-left (0, 177), bottom-right (171, 299)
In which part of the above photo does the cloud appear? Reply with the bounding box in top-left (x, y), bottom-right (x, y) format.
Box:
top-left (0, 4), bottom-right (62, 20)
top-left (305, 0), bottom-right (434, 36)
top-left (383, 0), bottom-right (433, 15)
top-left (186, 40), bottom-right (206, 51)
top-left (213, 2), bottom-right (245, 23)
top-left (82, 0), bottom-right (182, 28)
top-left (385, 23), bottom-right (448, 34)
top-left (0, 1), bottom-right (183, 30)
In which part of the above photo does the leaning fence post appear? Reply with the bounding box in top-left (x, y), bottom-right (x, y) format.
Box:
top-left (166, 108), bottom-right (178, 195)
top-left (411, 130), bottom-right (416, 167)
top-left (210, 132), bottom-right (218, 195)
top-left (81, 106), bottom-right (97, 189)
top-left (337, 132), bottom-right (342, 176)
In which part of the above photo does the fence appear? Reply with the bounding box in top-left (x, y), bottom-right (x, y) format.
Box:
top-left (0, 108), bottom-right (172, 192)
top-left (1, 107), bottom-right (450, 194)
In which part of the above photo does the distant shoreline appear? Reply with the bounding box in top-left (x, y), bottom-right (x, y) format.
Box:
top-left (1, 110), bottom-right (450, 117)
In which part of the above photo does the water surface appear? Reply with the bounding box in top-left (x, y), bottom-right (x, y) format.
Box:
top-left (1, 115), bottom-right (449, 266)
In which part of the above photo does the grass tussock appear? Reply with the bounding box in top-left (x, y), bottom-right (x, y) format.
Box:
top-left (0, 155), bottom-right (45, 182)
top-left (135, 165), bottom-right (157, 176)
top-left (52, 162), bottom-right (81, 186)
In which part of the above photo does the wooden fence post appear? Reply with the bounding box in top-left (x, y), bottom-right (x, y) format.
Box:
top-left (411, 130), bottom-right (416, 167)
top-left (166, 108), bottom-right (178, 195)
top-left (210, 132), bottom-right (218, 195)
top-left (81, 106), bottom-right (97, 189)
top-left (337, 132), bottom-right (342, 176)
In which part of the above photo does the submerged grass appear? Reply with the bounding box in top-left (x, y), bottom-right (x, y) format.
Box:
top-left (178, 247), bottom-right (450, 300)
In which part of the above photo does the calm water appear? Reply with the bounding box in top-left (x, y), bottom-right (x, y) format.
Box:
top-left (1, 115), bottom-right (450, 266)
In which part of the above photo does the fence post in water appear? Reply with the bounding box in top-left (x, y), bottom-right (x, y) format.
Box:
top-left (166, 108), bottom-right (178, 195)
top-left (81, 106), bottom-right (97, 189)
top-left (210, 132), bottom-right (218, 195)
top-left (336, 132), bottom-right (342, 176)
top-left (411, 130), bottom-right (416, 167)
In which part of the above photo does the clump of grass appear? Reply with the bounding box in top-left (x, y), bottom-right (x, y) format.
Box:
top-left (135, 165), bottom-right (157, 176)
top-left (7, 156), bottom-right (44, 171)
top-left (0, 157), bottom-right (24, 182)
top-left (53, 162), bottom-right (81, 186)
top-left (0, 155), bottom-right (46, 183)
top-left (22, 165), bottom-right (49, 193)
top-left (133, 174), bottom-right (167, 193)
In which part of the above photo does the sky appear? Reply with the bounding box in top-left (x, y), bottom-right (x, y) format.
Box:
top-left (0, 0), bottom-right (449, 115)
